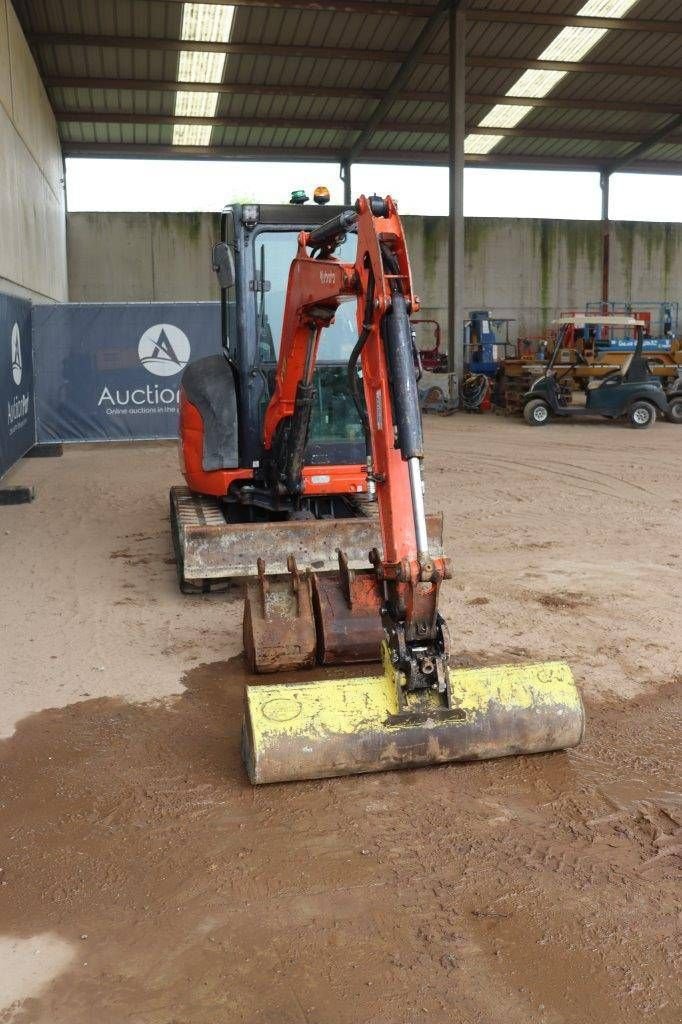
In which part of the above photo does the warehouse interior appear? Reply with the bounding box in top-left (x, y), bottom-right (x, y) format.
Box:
top-left (1, 2), bottom-right (681, 1022)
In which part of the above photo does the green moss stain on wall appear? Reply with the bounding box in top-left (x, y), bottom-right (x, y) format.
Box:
top-left (161, 212), bottom-right (204, 244)
top-left (563, 219), bottom-right (600, 286)
top-left (663, 223), bottom-right (674, 295)
top-left (608, 222), bottom-right (679, 300)
top-left (641, 221), bottom-right (662, 275)
top-left (643, 222), bottom-right (676, 295)
top-left (185, 212), bottom-right (204, 244)
top-left (421, 216), bottom-right (442, 290)
top-left (464, 217), bottom-right (494, 265)
top-left (537, 220), bottom-right (556, 320)
top-left (149, 212), bottom-right (207, 249)
top-left (464, 218), bottom-right (495, 305)
top-left (524, 219), bottom-right (603, 327)
top-left (617, 221), bottom-right (635, 299)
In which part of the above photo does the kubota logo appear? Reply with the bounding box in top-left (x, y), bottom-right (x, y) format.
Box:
top-left (11, 323), bottom-right (22, 386)
top-left (138, 324), bottom-right (190, 377)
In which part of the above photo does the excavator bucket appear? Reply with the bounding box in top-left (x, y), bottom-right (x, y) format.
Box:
top-left (243, 558), bottom-right (317, 673)
top-left (312, 562), bottom-right (383, 666)
top-left (241, 653), bottom-right (585, 784)
top-left (171, 485), bottom-right (443, 589)
top-left (243, 563), bottom-right (384, 672)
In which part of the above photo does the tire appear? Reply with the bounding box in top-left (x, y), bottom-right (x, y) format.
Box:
top-left (666, 397), bottom-right (682, 424)
top-left (627, 401), bottom-right (656, 429)
top-left (524, 399), bottom-right (551, 426)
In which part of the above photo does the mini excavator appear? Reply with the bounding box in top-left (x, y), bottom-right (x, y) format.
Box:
top-left (170, 195), bottom-right (584, 784)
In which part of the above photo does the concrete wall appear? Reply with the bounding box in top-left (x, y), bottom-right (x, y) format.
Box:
top-left (0, 0), bottom-right (67, 302)
top-left (407, 217), bottom-right (682, 341)
top-left (67, 211), bottom-right (682, 341)
top-left (67, 212), bottom-right (220, 304)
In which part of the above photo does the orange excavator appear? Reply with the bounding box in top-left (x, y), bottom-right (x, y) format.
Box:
top-left (171, 195), bottom-right (584, 784)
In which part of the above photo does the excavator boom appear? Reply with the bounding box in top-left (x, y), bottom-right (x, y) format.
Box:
top-left (248, 195), bottom-right (450, 686)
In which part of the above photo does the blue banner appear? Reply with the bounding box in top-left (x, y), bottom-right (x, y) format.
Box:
top-left (33, 302), bottom-right (222, 443)
top-left (597, 337), bottom-right (672, 352)
top-left (0, 293), bottom-right (35, 479)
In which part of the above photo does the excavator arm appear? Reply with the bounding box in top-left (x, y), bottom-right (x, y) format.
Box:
top-left (258, 195), bottom-right (451, 694)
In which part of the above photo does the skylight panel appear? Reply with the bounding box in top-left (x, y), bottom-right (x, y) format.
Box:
top-left (540, 28), bottom-right (607, 63)
top-left (478, 104), bottom-right (534, 130)
top-left (464, 0), bottom-right (640, 157)
top-left (173, 5), bottom-right (235, 146)
top-left (507, 70), bottom-right (566, 99)
top-left (172, 125), bottom-right (213, 146)
top-left (177, 51), bottom-right (226, 84)
top-left (175, 92), bottom-right (220, 118)
top-left (464, 134), bottom-right (505, 155)
top-left (181, 3), bottom-right (235, 42)
top-left (579, 0), bottom-right (638, 17)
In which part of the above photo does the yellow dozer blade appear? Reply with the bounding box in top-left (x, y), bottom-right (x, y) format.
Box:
top-left (241, 648), bottom-right (584, 784)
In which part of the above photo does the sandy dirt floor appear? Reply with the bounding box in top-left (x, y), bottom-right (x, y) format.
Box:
top-left (0, 416), bottom-right (680, 1023)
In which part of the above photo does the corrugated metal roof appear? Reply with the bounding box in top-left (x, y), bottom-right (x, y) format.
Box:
top-left (11, 0), bottom-right (682, 172)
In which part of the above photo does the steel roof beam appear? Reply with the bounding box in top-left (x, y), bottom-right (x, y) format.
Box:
top-left (48, 92), bottom-right (682, 116)
top-left (470, 95), bottom-right (682, 116)
top-left (472, 9), bottom-right (681, 34)
top-left (470, 56), bottom-right (682, 81)
top-left (345, 0), bottom-right (459, 163)
top-left (608, 113), bottom-right (682, 173)
top-left (52, 109), bottom-right (682, 145)
top-left (90, 0), bottom-right (682, 33)
top-left (30, 29), bottom-right (682, 64)
top-left (30, 32), bottom-right (399, 60)
top-left (43, 50), bottom-right (682, 92)
top-left (45, 77), bottom-right (394, 97)
top-left (59, 141), bottom-right (682, 175)
top-left (159, 0), bottom-right (435, 14)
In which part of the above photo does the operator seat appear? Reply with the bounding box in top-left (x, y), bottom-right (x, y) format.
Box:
top-left (587, 351), bottom-right (635, 390)
top-left (617, 351), bottom-right (635, 377)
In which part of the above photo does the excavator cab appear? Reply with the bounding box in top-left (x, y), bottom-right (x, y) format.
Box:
top-left (215, 203), bottom-right (366, 472)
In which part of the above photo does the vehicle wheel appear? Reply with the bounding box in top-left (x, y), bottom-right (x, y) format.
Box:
top-left (627, 401), bottom-right (656, 429)
top-left (666, 397), bottom-right (682, 424)
top-left (524, 399), bottom-right (551, 426)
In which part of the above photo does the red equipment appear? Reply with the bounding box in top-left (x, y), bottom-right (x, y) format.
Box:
top-left (411, 318), bottom-right (448, 372)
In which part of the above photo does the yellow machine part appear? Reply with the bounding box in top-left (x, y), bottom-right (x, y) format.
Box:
top-left (241, 651), bottom-right (585, 784)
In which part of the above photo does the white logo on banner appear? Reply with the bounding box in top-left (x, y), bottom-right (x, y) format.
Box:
top-left (11, 323), bottom-right (22, 386)
top-left (138, 324), bottom-right (190, 377)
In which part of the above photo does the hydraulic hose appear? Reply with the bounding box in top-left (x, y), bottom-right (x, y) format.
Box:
top-left (460, 372), bottom-right (489, 410)
top-left (346, 268), bottom-right (375, 456)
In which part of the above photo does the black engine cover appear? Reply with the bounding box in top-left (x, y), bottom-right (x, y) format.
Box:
top-left (181, 354), bottom-right (239, 470)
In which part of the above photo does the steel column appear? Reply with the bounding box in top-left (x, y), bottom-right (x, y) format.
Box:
top-left (600, 170), bottom-right (610, 310)
top-left (340, 159), bottom-right (352, 205)
top-left (448, 3), bottom-right (466, 379)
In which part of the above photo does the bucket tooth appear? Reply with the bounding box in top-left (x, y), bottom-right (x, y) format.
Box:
top-left (241, 650), bottom-right (585, 784)
top-left (243, 557), bottom-right (317, 673)
top-left (312, 555), bottom-right (383, 665)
